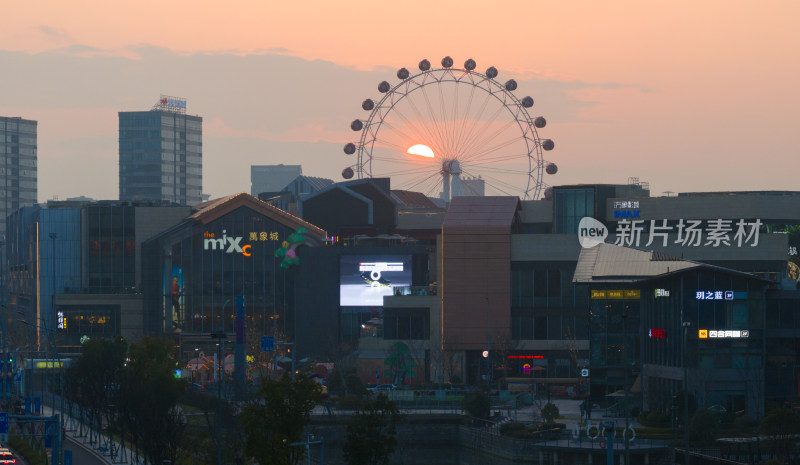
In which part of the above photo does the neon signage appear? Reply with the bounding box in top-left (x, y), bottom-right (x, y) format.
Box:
top-left (649, 328), bottom-right (666, 339)
top-left (591, 290), bottom-right (640, 299)
top-left (698, 329), bottom-right (749, 339)
top-left (507, 355), bottom-right (544, 359)
top-left (695, 291), bottom-right (747, 300)
top-left (655, 289), bottom-right (670, 298)
top-left (203, 230), bottom-right (252, 257)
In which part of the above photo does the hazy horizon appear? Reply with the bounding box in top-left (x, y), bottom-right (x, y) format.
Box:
top-left (2, 1), bottom-right (798, 202)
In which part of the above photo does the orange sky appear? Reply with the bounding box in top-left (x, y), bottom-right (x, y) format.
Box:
top-left (2, 0), bottom-right (799, 200)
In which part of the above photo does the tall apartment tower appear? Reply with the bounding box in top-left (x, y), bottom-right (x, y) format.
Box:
top-left (119, 96), bottom-right (202, 205)
top-left (0, 117), bottom-right (37, 239)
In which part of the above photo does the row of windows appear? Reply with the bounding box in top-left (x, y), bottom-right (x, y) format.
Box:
top-left (511, 314), bottom-right (589, 341)
top-left (511, 265), bottom-right (589, 308)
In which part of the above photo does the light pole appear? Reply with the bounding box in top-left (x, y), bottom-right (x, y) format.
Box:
top-left (210, 331), bottom-right (227, 465)
top-left (486, 297), bottom-right (491, 387)
top-left (621, 309), bottom-right (630, 465)
top-left (682, 320), bottom-right (691, 465)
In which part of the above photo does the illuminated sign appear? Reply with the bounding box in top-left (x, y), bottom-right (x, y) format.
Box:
top-left (340, 255), bottom-right (412, 306)
top-left (655, 289), bottom-right (670, 298)
top-left (522, 364), bottom-right (531, 374)
top-left (649, 328), bottom-right (666, 339)
top-left (159, 96), bottom-right (187, 109)
top-left (695, 291), bottom-right (747, 300)
top-left (35, 361), bottom-right (64, 369)
top-left (591, 290), bottom-right (640, 299)
top-left (507, 355), bottom-right (544, 359)
top-left (699, 329), bottom-right (749, 339)
top-left (614, 201), bottom-right (640, 209)
top-left (614, 218), bottom-right (761, 248)
top-left (57, 311), bottom-right (66, 329)
top-left (203, 230), bottom-right (252, 257)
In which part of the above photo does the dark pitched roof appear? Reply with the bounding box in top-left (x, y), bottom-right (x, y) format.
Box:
top-left (391, 190), bottom-right (440, 210)
top-left (573, 242), bottom-right (772, 284)
top-left (190, 193), bottom-right (326, 239)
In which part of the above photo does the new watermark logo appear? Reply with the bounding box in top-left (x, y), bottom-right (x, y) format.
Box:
top-left (578, 217), bottom-right (608, 248)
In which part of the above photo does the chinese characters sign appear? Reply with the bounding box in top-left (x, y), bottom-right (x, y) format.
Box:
top-left (613, 219), bottom-right (761, 248)
top-left (591, 289), bottom-right (640, 299)
top-left (649, 328), bottom-right (666, 339)
top-left (698, 329), bottom-right (749, 339)
top-left (248, 231), bottom-right (280, 241)
top-left (655, 289), bottom-right (670, 298)
top-left (695, 290), bottom-right (747, 300)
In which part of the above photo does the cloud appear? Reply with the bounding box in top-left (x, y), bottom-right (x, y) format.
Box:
top-left (38, 25), bottom-right (71, 41)
top-left (0, 45), bottom-right (642, 200)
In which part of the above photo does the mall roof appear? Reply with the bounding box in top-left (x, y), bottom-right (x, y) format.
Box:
top-left (391, 190), bottom-right (441, 210)
top-left (573, 242), bottom-right (769, 284)
top-left (442, 196), bottom-right (521, 233)
top-left (190, 192), bottom-right (326, 239)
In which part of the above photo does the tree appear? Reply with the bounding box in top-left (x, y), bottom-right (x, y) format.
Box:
top-left (343, 393), bottom-right (402, 465)
top-left (541, 403), bottom-right (560, 425)
top-left (240, 374), bottom-right (321, 465)
top-left (760, 408), bottom-right (800, 462)
top-left (462, 391), bottom-right (490, 420)
top-left (384, 342), bottom-right (416, 386)
top-left (117, 337), bottom-right (188, 465)
top-left (65, 337), bottom-right (127, 445)
top-left (689, 409), bottom-right (721, 444)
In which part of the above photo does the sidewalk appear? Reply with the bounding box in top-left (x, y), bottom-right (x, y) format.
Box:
top-left (40, 403), bottom-right (148, 465)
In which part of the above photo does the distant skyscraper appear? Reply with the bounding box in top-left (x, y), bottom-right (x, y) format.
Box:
top-left (251, 164), bottom-right (302, 195)
top-left (0, 116), bottom-right (37, 240)
top-left (119, 96), bottom-right (202, 205)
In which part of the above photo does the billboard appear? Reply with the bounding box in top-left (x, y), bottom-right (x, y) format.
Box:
top-left (340, 255), bottom-right (412, 306)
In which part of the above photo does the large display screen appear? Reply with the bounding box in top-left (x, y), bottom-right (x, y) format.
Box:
top-left (340, 255), bottom-right (412, 306)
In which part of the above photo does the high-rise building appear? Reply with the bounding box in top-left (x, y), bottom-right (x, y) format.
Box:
top-left (119, 96), bottom-right (202, 205)
top-left (251, 164), bottom-right (302, 196)
top-left (0, 117), bottom-right (37, 241)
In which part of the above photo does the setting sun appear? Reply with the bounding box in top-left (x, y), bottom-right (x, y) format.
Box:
top-left (406, 144), bottom-right (435, 158)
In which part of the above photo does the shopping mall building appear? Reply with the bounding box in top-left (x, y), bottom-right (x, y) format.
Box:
top-left (301, 182), bottom-right (799, 418)
top-left (5, 181), bottom-right (798, 418)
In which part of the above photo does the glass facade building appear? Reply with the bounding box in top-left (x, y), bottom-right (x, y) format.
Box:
top-left (0, 117), bottom-right (37, 241)
top-left (141, 195), bottom-right (326, 360)
top-left (119, 110), bottom-right (202, 205)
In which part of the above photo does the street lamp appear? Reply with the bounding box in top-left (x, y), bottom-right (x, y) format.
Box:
top-left (682, 320), bottom-right (691, 464)
top-left (621, 310), bottom-right (630, 465)
top-left (210, 331), bottom-right (227, 465)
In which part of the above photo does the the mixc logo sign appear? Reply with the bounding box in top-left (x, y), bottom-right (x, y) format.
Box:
top-left (203, 230), bottom-right (252, 257)
top-left (578, 217), bottom-right (762, 249)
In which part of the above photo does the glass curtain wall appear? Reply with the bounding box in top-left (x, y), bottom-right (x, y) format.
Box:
top-left (161, 207), bottom-right (295, 339)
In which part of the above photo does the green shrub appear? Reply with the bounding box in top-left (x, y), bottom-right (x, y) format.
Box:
top-left (689, 409), bottom-right (721, 444)
top-left (462, 392), bottom-right (490, 420)
top-left (499, 422), bottom-right (526, 435)
top-left (10, 435), bottom-right (47, 465)
top-left (336, 393), bottom-right (363, 410)
top-left (646, 410), bottom-right (668, 427)
top-left (541, 403), bottom-right (560, 423)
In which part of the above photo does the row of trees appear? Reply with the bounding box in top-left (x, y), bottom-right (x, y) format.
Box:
top-left (64, 336), bottom-right (403, 465)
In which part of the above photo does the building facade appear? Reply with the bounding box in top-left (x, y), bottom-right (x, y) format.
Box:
top-left (0, 116), bottom-right (37, 241)
top-left (119, 97), bottom-right (202, 205)
top-left (5, 200), bottom-right (191, 354)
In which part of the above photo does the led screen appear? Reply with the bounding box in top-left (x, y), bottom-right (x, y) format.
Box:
top-left (340, 255), bottom-right (412, 306)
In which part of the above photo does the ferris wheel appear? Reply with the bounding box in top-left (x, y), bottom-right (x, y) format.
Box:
top-left (341, 56), bottom-right (557, 201)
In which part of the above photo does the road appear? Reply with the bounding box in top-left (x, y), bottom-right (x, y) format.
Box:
top-left (63, 434), bottom-right (106, 465)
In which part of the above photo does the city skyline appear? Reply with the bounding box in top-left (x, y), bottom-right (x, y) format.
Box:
top-left (1, 0), bottom-right (798, 202)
